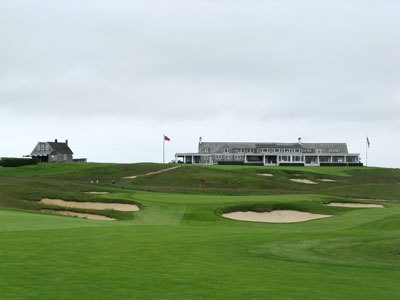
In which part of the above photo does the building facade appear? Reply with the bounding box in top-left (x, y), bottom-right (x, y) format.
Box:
top-left (29, 139), bottom-right (74, 163)
top-left (175, 138), bottom-right (361, 166)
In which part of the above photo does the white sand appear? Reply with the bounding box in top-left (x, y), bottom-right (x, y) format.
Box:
top-left (317, 179), bottom-right (336, 182)
top-left (258, 173), bottom-right (274, 177)
top-left (290, 179), bottom-right (318, 184)
top-left (326, 202), bottom-right (384, 208)
top-left (84, 191), bottom-right (110, 194)
top-left (123, 166), bottom-right (180, 179)
top-left (222, 210), bottom-right (332, 223)
top-left (39, 198), bottom-right (139, 211)
top-left (41, 209), bottom-right (116, 221)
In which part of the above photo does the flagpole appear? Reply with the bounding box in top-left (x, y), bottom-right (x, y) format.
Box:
top-left (163, 134), bottom-right (165, 164)
top-left (366, 136), bottom-right (368, 167)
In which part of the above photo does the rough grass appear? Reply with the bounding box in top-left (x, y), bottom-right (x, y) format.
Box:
top-left (0, 163), bottom-right (399, 299)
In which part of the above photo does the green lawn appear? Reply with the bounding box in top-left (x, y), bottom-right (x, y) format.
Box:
top-left (0, 163), bottom-right (399, 299)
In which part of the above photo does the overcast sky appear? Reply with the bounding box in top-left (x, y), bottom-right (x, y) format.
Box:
top-left (1, 0), bottom-right (399, 168)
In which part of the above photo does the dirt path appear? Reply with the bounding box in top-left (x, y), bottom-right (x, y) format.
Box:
top-left (84, 191), bottom-right (110, 194)
top-left (123, 166), bottom-right (180, 179)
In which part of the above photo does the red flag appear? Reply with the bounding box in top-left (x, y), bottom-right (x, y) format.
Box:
top-left (164, 135), bottom-right (170, 141)
top-left (200, 178), bottom-right (204, 183)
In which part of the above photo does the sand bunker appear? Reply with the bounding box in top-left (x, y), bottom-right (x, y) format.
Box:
top-left (41, 209), bottom-right (116, 221)
top-left (326, 202), bottom-right (384, 208)
top-left (123, 166), bottom-right (180, 179)
top-left (290, 179), bottom-right (318, 184)
top-left (84, 191), bottom-right (110, 194)
top-left (222, 210), bottom-right (331, 223)
top-left (258, 173), bottom-right (274, 177)
top-left (317, 179), bottom-right (336, 182)
top-left (39, 198), bottom-right (139, 211)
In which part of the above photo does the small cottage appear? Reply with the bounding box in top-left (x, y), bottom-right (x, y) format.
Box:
top-left (29, 139), bottom-right (74, 163)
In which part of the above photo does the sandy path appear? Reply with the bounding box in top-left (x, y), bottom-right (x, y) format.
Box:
top-left (258, 173), bottom-right (274, 177)
top-left (39, 198), bottom-right (139, 211)
top-left (123, 166), bottom-right (180, 179)
top-left (290, 179), bottom-right (318, 184)
top-left (41, 209), bottom-right (116, 221)
top-left (84, 191), bottom-right (110, 194)
top-left (222, 210), bottom-right (331, 223)
top-left (326, 202), bottom-right (384, 208)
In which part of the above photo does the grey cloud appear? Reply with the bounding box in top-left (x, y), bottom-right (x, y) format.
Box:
top-left (0, 1), bottom-right (399, 166)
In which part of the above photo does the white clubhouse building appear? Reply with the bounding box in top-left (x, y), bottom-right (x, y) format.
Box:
top-left (175, 138), bottom-right (361, 166)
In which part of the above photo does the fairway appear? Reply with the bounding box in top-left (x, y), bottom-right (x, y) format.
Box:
top-left (0, 164), bottom-right (399, 299)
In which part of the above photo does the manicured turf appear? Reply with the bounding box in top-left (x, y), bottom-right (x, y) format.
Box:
top-left (0, 163), bottom-right (399, 299)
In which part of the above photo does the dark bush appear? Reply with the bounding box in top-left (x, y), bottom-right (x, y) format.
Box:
top-left (279, 163), bottom-right (305, 166)
top-left (0, 157), bottom-right (38, 167)
top-left (319, 163), bottom-right (363, 167)
top-left (218, 161), bottom-right (245, 165)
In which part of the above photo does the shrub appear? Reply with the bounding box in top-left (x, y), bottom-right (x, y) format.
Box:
top-left (319, 163), bottom-right (363, 167)
top-left (0, 157), bottom-right (38, 167)
top-left (218, 161), bottom-right (245, 165)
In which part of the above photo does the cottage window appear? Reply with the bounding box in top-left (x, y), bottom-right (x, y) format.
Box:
top-left (41, 145), bottom-right (45, 151)
top-left (64, 154), bottom-right (67, 161)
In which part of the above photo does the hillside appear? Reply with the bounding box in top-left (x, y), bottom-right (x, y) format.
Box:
top-left (0, 163), bottom-right (399, 299)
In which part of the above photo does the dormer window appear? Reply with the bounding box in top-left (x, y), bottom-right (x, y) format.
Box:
top-left (223, 148), bottom-right (230, 153)
top-left (204, 148), bottom-right (209, 153)
top-left (41, 144), bottom-right (45, 151)
top-left (46, 145), bottom-right (49, 151)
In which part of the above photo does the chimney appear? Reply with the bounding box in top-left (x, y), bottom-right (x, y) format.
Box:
top-left (199, 137), bottom-right (202, 144)
top-left (65, 139), bottom-right (68, 145)
top-left (298, 137), bottom-right (302, 144)
top-left (55, 139), bottom-right (58, 143)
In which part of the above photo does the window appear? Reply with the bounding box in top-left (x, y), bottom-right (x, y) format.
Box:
top-left (64, 154), bottom-right (67, 161)
top-left (294, 149), bottom-right (301, 153)
top-left (274, 148), bottom-right (279, 152)
top-left (223, 148), bottom-right (230, 153)
top-left (204, 148), bottom-right (209, 153)
top-left (204, 156), bottom-right (208, 161)
top-left (41, 144), bottom-right (45, 151)
top-left (46, 145), bottom-right (49, 151)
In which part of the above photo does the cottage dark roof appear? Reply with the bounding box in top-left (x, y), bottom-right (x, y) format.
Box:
top-left (47, 142), bottom-right (74, 155)
top-left (302, 143), bottom-right (348, 153)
